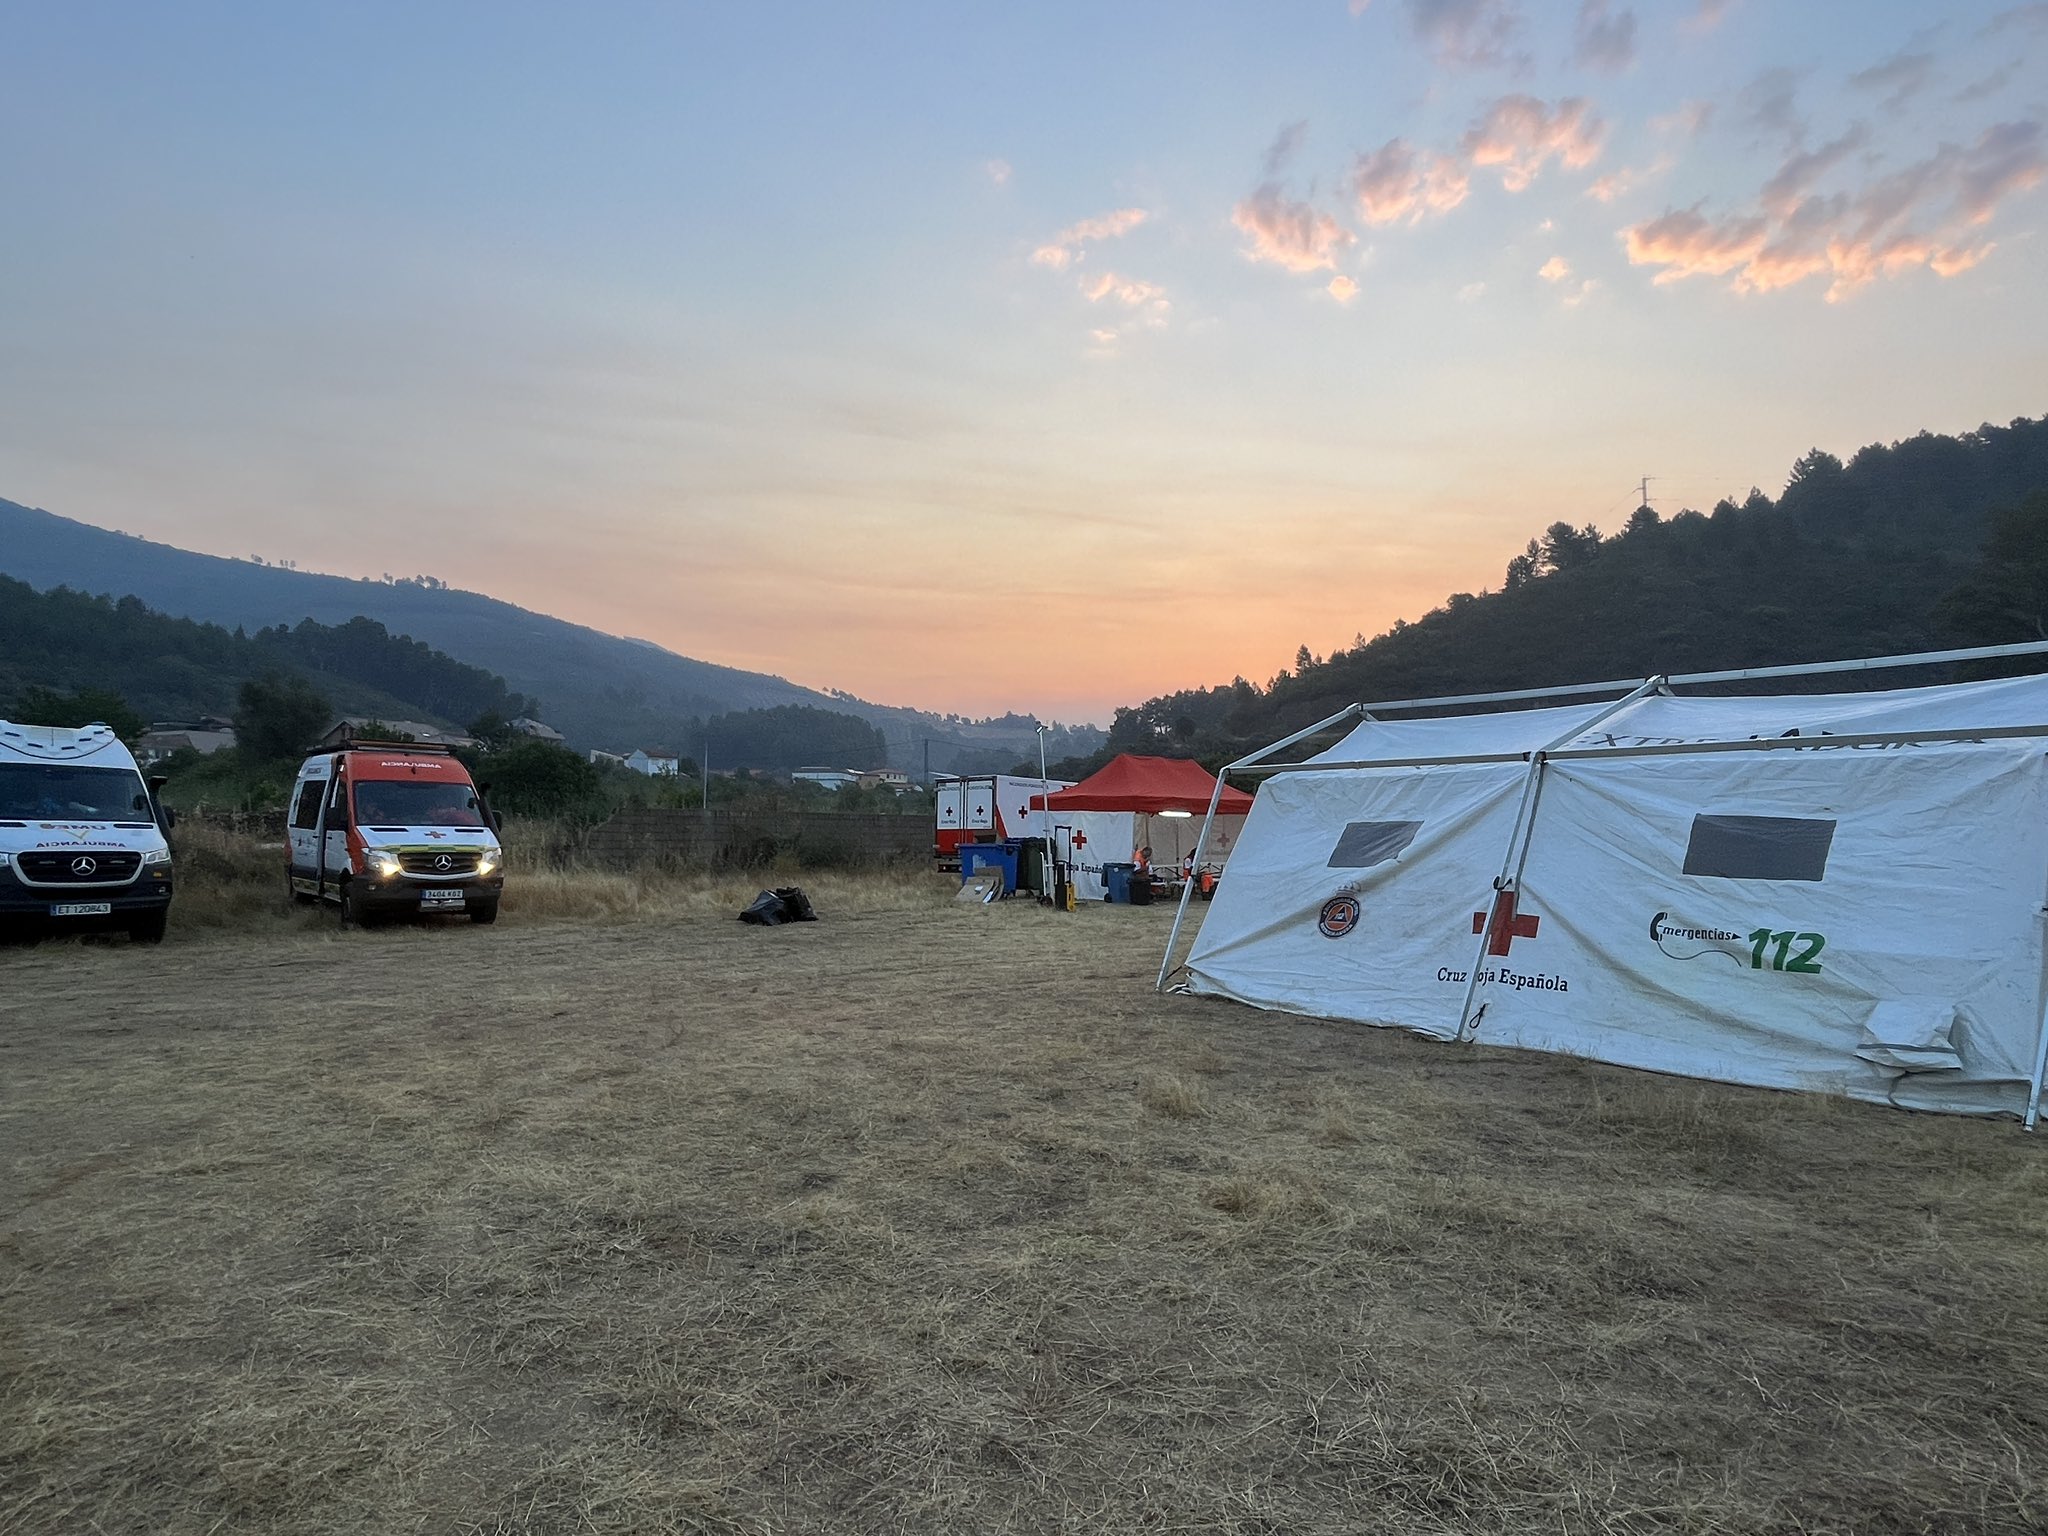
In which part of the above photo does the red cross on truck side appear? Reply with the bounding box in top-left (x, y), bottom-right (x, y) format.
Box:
top-left (1472, 888), bottom-right (1541, 956)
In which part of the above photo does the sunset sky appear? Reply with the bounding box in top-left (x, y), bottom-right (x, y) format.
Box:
top-left (2, 1), bottom-right (2044, 723)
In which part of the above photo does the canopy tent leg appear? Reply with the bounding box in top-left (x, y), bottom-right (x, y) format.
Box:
top-left (1155, 702), bottom-right (1366, 993)
top-left (1156, 773), bottom-right (1227, 992)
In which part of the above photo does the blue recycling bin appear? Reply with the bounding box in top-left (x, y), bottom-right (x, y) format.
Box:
top-left (1102, 862), bottom-right (1136, 903)
top-left (959, 843), bottom-right (1018, 894)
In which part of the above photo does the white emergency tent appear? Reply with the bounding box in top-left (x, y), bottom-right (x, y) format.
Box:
top-left (1161, 644), bottom-right (2048, 1125)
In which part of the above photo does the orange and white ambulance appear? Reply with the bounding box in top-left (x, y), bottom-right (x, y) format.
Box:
top-left (286, 741), bottom-right (504, 925)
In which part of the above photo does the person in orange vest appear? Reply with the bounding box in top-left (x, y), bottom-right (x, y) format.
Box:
top-left (1133, 844), bottom-right (1152, 873)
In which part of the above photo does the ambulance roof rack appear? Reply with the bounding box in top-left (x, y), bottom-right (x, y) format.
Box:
top-left (327, 737), bottom-right (459, 755)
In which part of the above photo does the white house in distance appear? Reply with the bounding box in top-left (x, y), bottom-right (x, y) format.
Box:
top-left (590, 748), bottom-right (681, 776)
top-left (792, 766), bottom-right (862, 791)
top-left (136, 717), bottom-right (237, 765)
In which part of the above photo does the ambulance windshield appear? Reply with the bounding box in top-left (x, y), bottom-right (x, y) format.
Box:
top-left (0, 764), bottom-right (153, 822)
top-left (351, 779), bottom-right (486, 828)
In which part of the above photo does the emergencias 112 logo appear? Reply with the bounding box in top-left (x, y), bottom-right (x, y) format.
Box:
top-left (1650, 912), bottom-right (1825, 973)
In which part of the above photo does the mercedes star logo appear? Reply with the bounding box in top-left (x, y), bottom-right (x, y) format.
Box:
top-left (434, 853), bottom-right (453, 871)
top-left (71, 855), bottom-right (98, 876)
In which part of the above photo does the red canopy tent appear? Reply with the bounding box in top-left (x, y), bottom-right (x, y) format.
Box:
top-left (1030, 754), bottom-right (1254, 816)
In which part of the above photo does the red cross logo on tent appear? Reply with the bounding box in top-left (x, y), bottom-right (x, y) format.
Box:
top-left (1472, 890), bottom-right (1540, 956)
top-left (1071, 831), bottom-right (1088, 849)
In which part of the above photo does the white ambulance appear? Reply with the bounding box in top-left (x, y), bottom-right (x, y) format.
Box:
top-left (286, 741), bottom-right (505, 925)
top-left (0, 719), bottom-right (176, 942)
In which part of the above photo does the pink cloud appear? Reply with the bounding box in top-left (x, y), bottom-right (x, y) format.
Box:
top-left (1328, 274), bottom-right (1360, 303)
top-left (1461, 95), bottom-right (1606, 191)
top-left (1031, 207), bottom-right (1149, 270)
top-left (1622, 120), bottom-right (2047, 301)
top-left (1624, 208), bottom-right (1769, 281)
top-left (1538, 255), bottom-right (1572, 281)
top-left (1349, 139), bottom-right (1471, 225)
top-left (1231, 184), bottom-right (1356, 273)
top-left (1081, 271), bottom-right (1167, 308)
top-left (1586, 169), bottom-right (1635, 202)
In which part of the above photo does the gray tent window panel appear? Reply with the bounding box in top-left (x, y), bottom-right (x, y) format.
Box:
top-left (1328, 820), bottom-right (1424, 869)
top-left (1683, 814), bottom-right (1836, 882)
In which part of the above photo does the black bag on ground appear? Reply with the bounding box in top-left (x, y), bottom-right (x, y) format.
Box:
top-left (739, 886), bottom-right (820, 926)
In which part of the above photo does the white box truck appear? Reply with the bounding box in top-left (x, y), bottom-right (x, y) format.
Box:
top-left (0, 719), bottom-right (176, 942)
top-left (933, 773), bottom-right (1071, 867)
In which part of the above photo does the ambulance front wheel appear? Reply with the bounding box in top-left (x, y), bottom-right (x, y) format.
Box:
top-left (470, 899), bottom-right (500, 925)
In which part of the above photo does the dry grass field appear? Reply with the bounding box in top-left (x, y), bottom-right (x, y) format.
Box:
top-left (4, 834), bottom-right (2048, 1534)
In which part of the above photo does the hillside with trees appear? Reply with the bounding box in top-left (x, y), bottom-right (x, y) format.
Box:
top-left (0, 576), bottom-right (534, 728)
top-left (1093, 414), bottom-right (2048, 766)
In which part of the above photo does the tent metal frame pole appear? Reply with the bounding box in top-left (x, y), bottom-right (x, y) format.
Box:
top-left (1252, 723), bottom-right (2048, 778)
top-left (1249, 748), bottom-right (1554, 776)
top-left (1348, 639), bottom-right (2048, 720)
top-left (1451, 678), bottom-right (1664, 1041)
top-left (1666, 638), bottom-right (2048, 688)
top-left (1154, 703), bottom-right (1366, 993)
top-left (2027, 998), bottom-right (2048, 1132)
top-left (1546, 722), bottom-right (2048, 761)
top-left (2028, 861), bottom-right (2048, 1132)
top-left (1451, 753), bottom-right (1545, 1042)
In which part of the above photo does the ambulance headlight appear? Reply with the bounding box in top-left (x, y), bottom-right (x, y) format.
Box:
top-left (142, 847), bottom-right (173, 866)
top-left (368, 852), bottom-right (403, 879)
top-left (477, 847), bottom-right (500, 877)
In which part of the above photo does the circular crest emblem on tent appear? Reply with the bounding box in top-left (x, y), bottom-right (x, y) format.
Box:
top-left (1318, 895), bottom-right (1360, 939)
